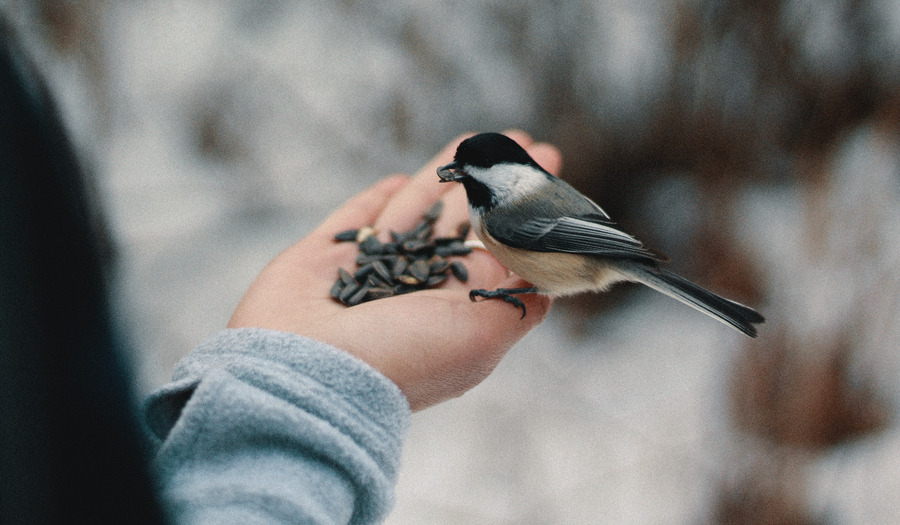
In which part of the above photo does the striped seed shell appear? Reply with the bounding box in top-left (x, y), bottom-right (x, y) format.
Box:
top-left (409, 259), bottom-right (431, 282)
top-left (354, 263), bottom-right (375, 281)
top-left (366, 287), bottom-right (394, 300)
top-left (412, 221), bottom-right (433, 240)
top-left (346, 284), bottom-right (370, 306)
top-left (381, 242), bottom-right (401, 255)
top-left (332, 197), bottom-right (472, 304)
top-left (329, 279), bottom-right (344, 300)
top-left (393, 283), bottom-right (419, 295)
top-left (365, 273), bottom-right (390, 288)
top-left (402, 239), bottom-right (431, 254)
top-left (423, 201), bottom-right (443, 223)
top-left (334, 229), bottom-right (359, 242)
top-left (429, 258), bottom-right (450, 274)
top-left (338, 267), bottom-right (356, 285)
top-left (359, 235), bottom-right (384, 255)
top-left (339, 282), bottom-right (360, 303)
top-left (447, 241), bottom-right (473, 256)
top-left (426, 274), bottom-right (448, 286)
top-left (391, 257), bottom-right (409, 279)
top-left (356, 253), bottom-right (397, 266)
top-left (372, 260), bottom-right (393, 282)
top-left (450, 261), bottom-right (468, 282)
top-left (436, 241), bottom-right (472, 257)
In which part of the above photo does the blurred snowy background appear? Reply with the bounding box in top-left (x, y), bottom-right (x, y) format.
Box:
top-left (4, 0), bottom-right (900, 522)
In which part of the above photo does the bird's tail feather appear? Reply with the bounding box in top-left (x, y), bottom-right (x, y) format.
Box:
top-left (630, 266), bottom-right (765, 338)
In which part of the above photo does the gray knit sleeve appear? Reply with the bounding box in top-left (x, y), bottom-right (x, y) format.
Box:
top-left (144, 328), bottom-right (410, 524)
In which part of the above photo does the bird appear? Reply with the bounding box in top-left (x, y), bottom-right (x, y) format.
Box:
top-left (437, 132), bottom-right (765, 337)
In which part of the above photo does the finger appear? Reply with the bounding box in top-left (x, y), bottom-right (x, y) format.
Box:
top-left (415, 132), bottom-right (475, 180)
top-left (287, 175), bottom-right (410, 279)
top-left (373, 133), bottom-right (472, 234)
top-left (500, 129), bottom-right (534, 147)
top-left (499, 129), bottom-right (561, 176)
top-left (431, 185), bottom-right (470, 237)
top-left (311, 175), bottom-right (410, 241)
top-left (529, 142), bottom-right (563, 176)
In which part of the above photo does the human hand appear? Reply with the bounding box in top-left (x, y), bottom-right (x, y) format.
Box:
top-left (228, 131), bottom-right (563, 411)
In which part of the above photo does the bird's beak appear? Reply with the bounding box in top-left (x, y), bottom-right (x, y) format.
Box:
top-left (437, 162), bottom-right (465, 182)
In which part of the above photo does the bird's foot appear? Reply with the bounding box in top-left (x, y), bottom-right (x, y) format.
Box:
top-left (468, 287), bottom-right (539, 319)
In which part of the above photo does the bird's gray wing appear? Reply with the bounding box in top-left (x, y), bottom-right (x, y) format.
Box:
top-left (486, 209), bottom-right (663, 261)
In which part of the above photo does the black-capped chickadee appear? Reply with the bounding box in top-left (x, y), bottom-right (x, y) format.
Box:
top-left (437, 132), bottom-right (765, 337)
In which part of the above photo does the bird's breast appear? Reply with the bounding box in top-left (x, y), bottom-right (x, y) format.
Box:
top-left (470, 212), bottom-right (627, 296)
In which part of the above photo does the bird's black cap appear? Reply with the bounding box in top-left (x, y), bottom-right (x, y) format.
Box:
top-left (453, 132), bottom-right (543, 171)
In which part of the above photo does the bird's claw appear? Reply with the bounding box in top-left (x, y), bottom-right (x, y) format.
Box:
top-left (468, 288), bottom-right (532, 319)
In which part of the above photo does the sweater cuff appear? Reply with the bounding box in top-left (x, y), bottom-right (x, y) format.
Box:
top-left (145, 327), bottom-right (410, 485)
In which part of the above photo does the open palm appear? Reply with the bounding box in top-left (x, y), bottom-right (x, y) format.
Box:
top-left (228, 132), bottom-right (563, 410)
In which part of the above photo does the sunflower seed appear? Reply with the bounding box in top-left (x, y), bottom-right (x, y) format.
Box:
top-left (450, 261), bottom-right (469, 282)
top-left (356, 253), bottom-right (390, 265)
top-left (359, 235), bottom-right (383, 255)
top-left (355, 226), bottom-right (377, 243)
top-left (354, 263), bottom-right (376, 281)
top-left (346, 284), bottom-right (370, 306)
top-left (426, 274), bottom-right (448, 286)
top-left (402, 239), bottom-right (431, 254)
top-left (330, 200), bottom-right (473, 305)
top-left (450, 241), bottom-right (473, 255)
top-left (334, 229), bottom-right (359, 242)
top-left (379, 254), bottom-right (399, 266)
top-left (329, 279), bottom-right (344, 299)
top-left (435, 241), bottom-right (472, 257)
top-left (372, 260), bottom-right (393, 282)
top-left (423, 201), bottom-right (443, 223)
top-left (365, 273), bottom-right (390, 288)
top-left (381, 242), bottom-right (401, 255)
top-left (390, 230), bottom-right (409, 243)
top-left (429, 258), bottom-right (450, 274)
top-left (338, 267), bottom-right (355, 285)
top-left (366, 287), bottom-right (394, 300)
top-left (412, 221), bottom-right (433, 240)
top-left (391, 257), bottom-right (409, 278)
top-left (397, 275), bottom-right (420, 285)
top-left (409, 259), bottom-right (431, 282)
top-left (339, 281), bottom-right (360, 303)
top-left (394, 283), bottom-right (419, 295)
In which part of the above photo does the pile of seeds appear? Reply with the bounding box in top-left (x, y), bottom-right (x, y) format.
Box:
top-left (330, 201), bottom-right (472, 306)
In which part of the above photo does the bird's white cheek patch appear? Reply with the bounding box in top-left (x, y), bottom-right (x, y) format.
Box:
top-left (466, 164), bottom-right (548, 203)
